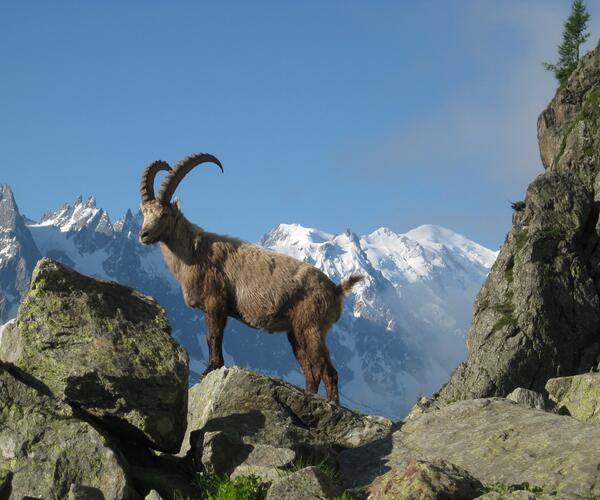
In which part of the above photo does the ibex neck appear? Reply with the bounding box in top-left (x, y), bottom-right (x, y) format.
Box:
top-left (159, 213), bottom-right (204, 269)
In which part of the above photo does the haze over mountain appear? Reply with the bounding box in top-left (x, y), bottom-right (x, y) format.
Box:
top-left (0, 186), bottom-right (497, 418)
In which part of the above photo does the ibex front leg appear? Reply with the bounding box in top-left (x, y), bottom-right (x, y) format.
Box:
top-left (202, 296), bottom-right (227, 378)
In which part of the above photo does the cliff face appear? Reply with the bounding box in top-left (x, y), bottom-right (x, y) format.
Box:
top-left (435, 40), bottom-right (600, 404)
top-left (0, 185), bottom-right (40, 322)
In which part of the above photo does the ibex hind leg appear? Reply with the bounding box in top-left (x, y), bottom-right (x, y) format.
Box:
top-left (306, 333), bottom-right (339, 404)
top-left (287, 330), bottom-right (321, 394)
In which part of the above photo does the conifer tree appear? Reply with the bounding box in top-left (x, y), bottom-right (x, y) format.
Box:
top-left (543, 0), bottom-right (590, 86)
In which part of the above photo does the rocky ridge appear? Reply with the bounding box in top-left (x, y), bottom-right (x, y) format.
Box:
top-left (0, 258), bottom-right (599, 498)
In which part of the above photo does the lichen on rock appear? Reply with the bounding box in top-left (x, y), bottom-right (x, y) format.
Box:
top-left (0, 258), bottom-right (189, 453)
top-left (546, 372), bottom-right (600, 422)
top-left (0, 365), bottom-right (134, 499)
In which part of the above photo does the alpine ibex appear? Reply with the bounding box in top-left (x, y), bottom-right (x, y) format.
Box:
top-left (139, 153), bottom-right (362, 403)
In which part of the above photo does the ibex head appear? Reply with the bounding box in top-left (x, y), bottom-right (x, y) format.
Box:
top-left (139, 153), bottom-right (223, 245)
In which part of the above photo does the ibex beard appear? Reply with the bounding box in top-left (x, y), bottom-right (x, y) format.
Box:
top-left (139, 153), bottom-right (362, 404)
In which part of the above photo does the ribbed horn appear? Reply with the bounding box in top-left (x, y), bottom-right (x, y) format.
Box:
top-left (140, 160), bottom-right (172, 203)
top-left (158, 153), bottom-right (223, 205)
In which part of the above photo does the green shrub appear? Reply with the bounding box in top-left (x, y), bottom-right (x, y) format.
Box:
top-left (175, 472), bottom-right (267, 500)
top-left (480, 481), bottom-right (543, 495)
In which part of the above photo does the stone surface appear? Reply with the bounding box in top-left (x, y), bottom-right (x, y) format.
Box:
top-left (145, 491), bottom-right (164, 500)
top-left (476, 493), bottom-right (537, 500)
top-left (0, 365), bottom-right (134, 499)
top-left (340, 398), bottom-right (600, 498)
top-left (368, 459), bottom-right (483, 500)
top-left (546, 373), bottom-right (600, 422)
top-left (1, 258), bottom-right (189, 452)
top-left (228, 444), bottom-right (298, 485)
top-left (506, 388), bottom-right (549, 411)
top-left (182, 366), bottom-right (392, 461)
top-left (201, 430), bottom-right (244, 476)
top-left (432, 39), bottom-right (600, 406)
top-left (266, 466), bottom-right (338, 500)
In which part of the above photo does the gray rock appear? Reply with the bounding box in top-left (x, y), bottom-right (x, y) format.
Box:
top-left (144, 491), bottom-right (164, 500)
top-left (340, 398), bottom-right (600, 498)
top-left (182, 366), bottom-right (392, 463)
top-left (266, 466), bottom-right (338, 500)
top-left (243, 443), bottom-right (296, 468)
top-left (546, 373), bottom-right (600, 422)
top-left (201, 431), bottom-right (244, 476)
top-left (230, 464), bottom-right (283, 484)
top-left (2, 258), bottom-right (189, 453)
top-left (368, 459), bottom-right (483, 500)
top-left (476, 493), bottom-right (537, 500)
top-left (433, 39), bottom-right (600, 406)
top-left (505, 388), bottom-right (549, 411)
top-left (229, 444), bottom-right (297, 485)
top-left (0, 365), bottom-right (134, 499)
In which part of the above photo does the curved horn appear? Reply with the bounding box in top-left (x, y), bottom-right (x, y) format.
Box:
top-left (158, 152), bottom-right (223, 205)
top-left (140, 160), bottom-right (172, 203)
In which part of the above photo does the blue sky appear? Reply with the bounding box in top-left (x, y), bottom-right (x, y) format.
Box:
top-left (2, 1), bottom-right (599, 249)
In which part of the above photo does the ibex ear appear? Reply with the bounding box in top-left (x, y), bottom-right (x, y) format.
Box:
top-left (173, 197), bottom-right (181, 210)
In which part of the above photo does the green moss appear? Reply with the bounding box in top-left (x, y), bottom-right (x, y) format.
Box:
top-left (175, 473), bottom-right (267, 500)
top-left (491, 290), bottom-right (517, 334)
top-left (513, 229), bottom-right (529, 252)
top-left (480, 481), bottom-right (544, 495)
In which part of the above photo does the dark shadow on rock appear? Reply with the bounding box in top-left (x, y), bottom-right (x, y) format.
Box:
top-left (119, 441), bottom-right (199, 500)
top-left (1, 361), bottom-right (54, 399)
top-left (0, 470), bottom-right (12, 500)
top-left (338, 433), bottom-right (395, 492)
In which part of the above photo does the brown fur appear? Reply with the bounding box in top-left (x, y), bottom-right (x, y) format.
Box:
top-left (139, 199), bottom-right (361, 403)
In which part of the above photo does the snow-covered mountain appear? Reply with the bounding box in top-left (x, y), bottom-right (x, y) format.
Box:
top-left (0, 185), bottom-right (497, 419)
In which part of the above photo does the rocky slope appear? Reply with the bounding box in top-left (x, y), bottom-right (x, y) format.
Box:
top-left (432, 38), bottom-right (600, 405)
top-left (0, 189), bottom-right (496, 419)
top-left (1, 258), bottom-right (599, 499)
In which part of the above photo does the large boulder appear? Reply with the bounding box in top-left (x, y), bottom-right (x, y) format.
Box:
top-left (340, 398), bottom-right (600, 498)
top-left (546, 373), bottom-right (600, 422)
top-left (432, 39), bottom-right (600, 405)
top-left (265, 466), bottom-right (339, 500)
top-left (0, 364), bottom-right (134, 499)
top-left (0, 258), bottom-right (189, 453)
top-left (182, 366), bottom-right (392, 476)
top-left (368, 459), bottom-right (483, 500)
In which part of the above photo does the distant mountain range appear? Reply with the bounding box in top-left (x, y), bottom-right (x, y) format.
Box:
top-left (0, 185), bottom-right (497, 419)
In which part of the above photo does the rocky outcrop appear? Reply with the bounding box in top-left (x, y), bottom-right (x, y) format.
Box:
top-left (340, 398), bottom-right (600, 498)
top-left (505, 388), bottom-right (550, 411)
top-left (265, 466), bottom-right (339, 500)
top-left (368, 459), bottom-right (483, 500)
top-left (432, 39), bottom-right (600, 405)
top-left (546, 373), bottom-right (600, 422)
top-left (181, 366), bottom-right (393, 483)
top-left (0, 259), bottom-right (196, 499)
top-left (0, 365), bottom-right (134, 499)
top-left (0, 258), bottom-right (189, 453)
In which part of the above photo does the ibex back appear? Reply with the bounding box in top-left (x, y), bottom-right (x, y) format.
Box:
top-left (139, 153), bottom-right (362, 403)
